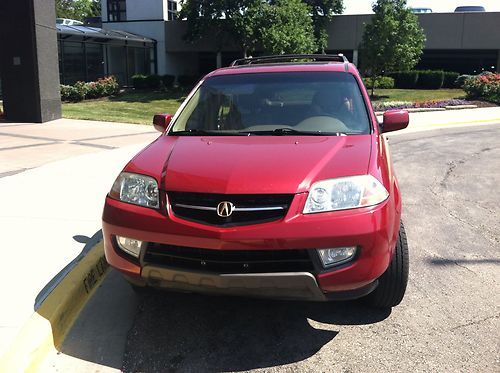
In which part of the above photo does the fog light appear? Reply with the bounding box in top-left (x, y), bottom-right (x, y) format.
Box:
top-left (317, 247), bottom-right (357, 268)
top-left (116, 236), bottom-right (146, 258)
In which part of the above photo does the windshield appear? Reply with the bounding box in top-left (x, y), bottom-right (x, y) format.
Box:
top-left (169, 72), bottom-right (371, 136)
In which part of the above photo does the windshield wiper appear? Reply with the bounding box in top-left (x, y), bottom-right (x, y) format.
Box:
top-left (247, 128), bottom-right (346, 136)
top-left (169, 129), bottom-right (249, 136)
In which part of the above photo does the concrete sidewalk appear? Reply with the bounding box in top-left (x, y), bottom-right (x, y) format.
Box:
top-left (0, 109), bottom-right (499, 361)
top-left (0, 118), bottom-right (156, 177)
top-left (0, 119), bottom-right (157, 358)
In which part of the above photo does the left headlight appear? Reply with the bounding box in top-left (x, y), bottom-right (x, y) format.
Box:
top-left (109, 172), bottom-right (159, 208)
top-left (303, 175), bottom-right (389, 214)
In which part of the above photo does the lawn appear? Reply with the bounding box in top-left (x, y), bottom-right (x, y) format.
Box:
top-left (62, 90), bottom-right (188, 125)
top-left (61, 88), bottom-right (467, 125)
top-left (370, 88), bottom-right (465, 102)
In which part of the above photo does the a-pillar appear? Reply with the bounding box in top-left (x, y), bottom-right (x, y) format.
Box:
top-left (0, 0), bottom-right (61, 122)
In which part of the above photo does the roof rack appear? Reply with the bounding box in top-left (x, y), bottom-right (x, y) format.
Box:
top-left (230, 54), bottom-right (349, 68)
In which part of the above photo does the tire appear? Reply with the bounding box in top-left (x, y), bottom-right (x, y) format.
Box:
top-left (365, 221), bottom-right (409, 308)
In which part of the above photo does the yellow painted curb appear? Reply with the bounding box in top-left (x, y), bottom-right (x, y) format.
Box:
top-left (0, 241), bottom-right (109, 373)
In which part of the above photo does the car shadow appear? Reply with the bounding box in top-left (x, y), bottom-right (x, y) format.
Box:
top-left (121, 288), bottom-right (391, 372)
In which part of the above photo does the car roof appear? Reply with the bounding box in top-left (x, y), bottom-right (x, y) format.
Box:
top-left (206, 62), bottom-right (359, 79)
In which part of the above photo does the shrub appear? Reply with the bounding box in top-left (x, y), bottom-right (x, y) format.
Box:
top-left (132, 74), bottom-right (162, 89)
top-left (416, 70), bottom-right (444, 89)
top-left (98, 76), bottom-right (119, 96)
top-left (443, 71), bottom-right (459, 88)
top-left (177, 75), bottom-right (200, 88)
top-left (463, 72), bottom-right (500, 104)
top-left (363, 76), bottom-right (395, 89)
top-left (455, 74), bottom-right (473, 88)
top-left (144, 74), bottom-right (162, 89)
top-left (61, 84), bottom-right (85, 102)
top-left (162, 74), bottom-right (175, 88)
top-left (60, 76), bottom-right (119, 102)
top-left (390, 71), bottom-right (419, 89)
top-left (132, 74), bottom-right (148, 89)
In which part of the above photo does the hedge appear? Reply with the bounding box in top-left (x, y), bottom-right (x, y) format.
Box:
top-left (416, 70), bottom-right (444, 89)
top-left (390, 70), bottom-right (460, 89)
top-left (61, 76), bottom-right (119, 102)
top-left (162, 75), bottom-right (175, 88)
top-left (443, 71), bottom-right (459, 88)
top-left (390, 71), bottom-right (419, 89)
top-left (132, 74), bottom-right (162, 89)
top-left (178, 75), bottom-right (200, 88)
top-left (363, 76), bottom-right (395, 89)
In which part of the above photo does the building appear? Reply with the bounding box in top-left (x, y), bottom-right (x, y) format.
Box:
top-left (99, 0), bottom-right (500, 79)
top-left (57, 24), bottom-right (155, 85)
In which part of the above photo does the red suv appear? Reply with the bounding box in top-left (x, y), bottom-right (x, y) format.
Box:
top-left (102, 55), bottom-right (410, 308)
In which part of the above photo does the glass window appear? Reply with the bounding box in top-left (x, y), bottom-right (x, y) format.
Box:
top-left (167, 0), bottom-right (177, 20)
top-left (108, 0), bottom-right (126, 22)
top-left (86, 44), bottom-right (104, 82)
top-left (62, 41), bottom-right (85, 85)
top-left (171, 72), bottom-right (371, 136)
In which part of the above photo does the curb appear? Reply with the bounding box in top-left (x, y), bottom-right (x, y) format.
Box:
top-left (0, 240), bottom-right (109, 372)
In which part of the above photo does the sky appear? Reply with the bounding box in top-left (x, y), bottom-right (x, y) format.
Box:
top-left (343, 0), bottom-right (500, 14)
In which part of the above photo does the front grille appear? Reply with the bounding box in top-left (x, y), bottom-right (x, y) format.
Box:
top-left (168, 192), bottom-right (294, 227)
top-left (143, 243), bottom-right (315, 274)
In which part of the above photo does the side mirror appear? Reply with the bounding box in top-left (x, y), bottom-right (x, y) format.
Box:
top-left (153, 114), bottom-right (173, 133)
top-left (382, 110), bottom-right (409, 133)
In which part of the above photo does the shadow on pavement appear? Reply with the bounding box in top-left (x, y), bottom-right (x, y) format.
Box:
top-left (121, 289), bottom-right (391, 372)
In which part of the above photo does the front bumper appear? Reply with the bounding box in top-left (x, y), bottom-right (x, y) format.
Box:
top-left (128, 267), bottom-right (378, 301)
top-left (103, 191), bottom-right (400, 298)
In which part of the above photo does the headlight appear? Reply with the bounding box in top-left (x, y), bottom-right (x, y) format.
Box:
top-left (110, 172), bottom-right (159, 208)
top-left (303, 175), bottom-right (388, 214)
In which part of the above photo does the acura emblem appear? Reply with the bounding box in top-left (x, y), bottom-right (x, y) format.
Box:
top-left (217, 201), bottom-right (235, 217)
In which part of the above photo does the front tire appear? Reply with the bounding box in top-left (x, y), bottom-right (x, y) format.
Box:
top-left (365, 221), bottom-right (409, 308)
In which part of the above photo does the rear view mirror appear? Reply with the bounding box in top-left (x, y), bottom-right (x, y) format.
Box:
top-left (382, 110), bottom-right (409, 133)
top-left (153, 114), bottom-right (173, 132)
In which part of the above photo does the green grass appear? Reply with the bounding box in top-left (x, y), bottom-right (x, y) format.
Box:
top-left (61, 88), bottom-right (467, 125)
top-left (371, 88), bottom-right (465, 102)
top-left (62, 90), bottom-right (188, 125)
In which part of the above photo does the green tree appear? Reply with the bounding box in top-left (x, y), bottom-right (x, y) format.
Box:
top-left (360, 0), bottom-right (426, 97)
top-left (56, 0), bottom-right (100, 21)
top-left (179, 0), bottom-right (343, 56)
top-left (303, 0), bottom-right (344, 52)
top-left (247, 0), bottom-right (317, 55)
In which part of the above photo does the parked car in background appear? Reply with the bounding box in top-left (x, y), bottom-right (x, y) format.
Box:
top-left (56, 18), bottom-right (84, 26)
top-left (102, 54), bottom-right (411, 309)
top-left (411, 8), bottom-right (432, 13)
top-left (454, 6), bottom-right (485, 12)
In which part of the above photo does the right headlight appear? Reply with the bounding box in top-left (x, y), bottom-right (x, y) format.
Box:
top-left (109, 172), bottom-right (159, 208)
top-left (303, 175), bottom-right (389, 214)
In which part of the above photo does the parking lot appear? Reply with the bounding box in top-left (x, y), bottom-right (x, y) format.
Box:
top-left (38, 123), bottom-right (500, 372)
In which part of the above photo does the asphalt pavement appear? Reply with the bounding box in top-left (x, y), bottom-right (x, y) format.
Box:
top-left (39, 123), bottom-right (500, 372)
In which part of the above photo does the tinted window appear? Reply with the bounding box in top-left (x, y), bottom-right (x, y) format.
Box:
top-left (171, 72), bottom-right (371, 135)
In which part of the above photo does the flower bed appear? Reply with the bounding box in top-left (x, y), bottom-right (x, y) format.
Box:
top-left (372, 99), bottom-right (469, 111)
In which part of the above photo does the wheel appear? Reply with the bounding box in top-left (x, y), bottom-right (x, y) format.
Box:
top-left (365, 221), bottom-right (409, 308)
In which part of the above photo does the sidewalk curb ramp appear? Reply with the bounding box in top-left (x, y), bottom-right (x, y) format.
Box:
top-left (0, 241), bottom-right (109, 372)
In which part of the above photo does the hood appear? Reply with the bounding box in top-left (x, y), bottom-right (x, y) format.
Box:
top-left (133, 135), bottom-right (372, 194)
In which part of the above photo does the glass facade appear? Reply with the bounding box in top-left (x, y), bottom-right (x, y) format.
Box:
top-left (57, 26), bottom-right (155, 86)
